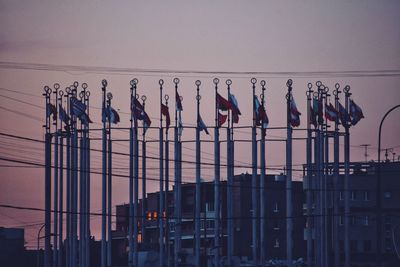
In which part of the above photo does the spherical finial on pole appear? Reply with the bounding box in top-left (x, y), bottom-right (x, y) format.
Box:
top-left (260, 80), bottom-right (266, 87)
top-left (73, 81), bottom-right (79, 88)
top-left (286, 79), bottom-right (293, 87)
top-left (343, 85), bottom-right (350, 93)
top-left (251, 78), bottom-right (257, 85)
top-left (335, 83), bottom-right (340, 90)
top-left (307, 83), bottom-right (312, 89)
top-left (54, 83), bottom-right (60, 90)
top-left (226, 79), bottom-right (232, 86)
top-left (102, 79), bottom-right (108, 87)
top-left (316, 81), bottom-right (322, 88)
top-left (195, 80), bottom-right (201, 87)
top-left (130, 79), bottom-right (138, 86)
top-left (173, 78), bottom-right (180, 85)
top-left (213, 78), bottom-right (219, 85)
top-left (82, 83), bottom-right (88, 90)
top-left (141, 95), bottom-right (147, 103)
top-left (159, 79), bottom-right (164, 86)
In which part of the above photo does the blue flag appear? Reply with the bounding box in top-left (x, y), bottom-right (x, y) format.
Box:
top-left (198, 115), bottom-right (209, 135)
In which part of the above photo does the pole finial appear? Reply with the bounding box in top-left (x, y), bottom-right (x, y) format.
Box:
top-left (213, 78), bottom-right (219, 85)
top-left (173, 78), bottom-right (180, 85)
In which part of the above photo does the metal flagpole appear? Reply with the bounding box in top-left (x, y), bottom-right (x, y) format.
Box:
top-left (195, 80), bottom-right (202, 267)
top-left (107, 92), bottom-right (113, 267)
top-left (343, 85), bottom-right (351, 267)
top-left (43, 85), bottom-right (52, 267)
top-left (318, 85), bottom-right (326, 267)
top-left (323, 86), bottom-right (330, 267)
top-left (71, 82), bottom-right (79, 267)
top-left (165, 96), bottom-right (170, 267)
top-left (101, 80), bottom-right (108, 267)
top-left (333, 83), bottom-right (341, 267)
top-left (174, 78), bottom-right (181, 267)
top-left (85, 88), bottom-right (91, 267)
top-left (65, 86), bottom-right (72, 267)
top-left (226, 79), bottom-right (234, 267)
top-left (58, 90), bottom-right (64, 267)
top-left (141, 94), bottom-right (147, 251)
top-left (79, 90), bottom-right (84, 267)
top-left (260, 80), bottom-right (267, 266)
top-left (159, 79), bottom-right (165, 267)
top-left (53, 84), bottom-right (60, 267)
top-left (134, 82), bottom-right (140, 267)
top-left (128, 79), bottom-right (135, 267)
top-left (306, 83), bottom-right (313, 267)
top-left (213, 78), bottom-right (220, 267)
top-left (251, 78), bottom-right (258, 267)
top-left (286, 79), bottom-right (293, 267)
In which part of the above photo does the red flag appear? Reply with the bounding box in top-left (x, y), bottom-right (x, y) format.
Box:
top-left (216, 93), bottom-right (231, 111)
top-left (161, 103), bottom-right (170, 129)
top-left (218, 112), bottom-right (227, 127)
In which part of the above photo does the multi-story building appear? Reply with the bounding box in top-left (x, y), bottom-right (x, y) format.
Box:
top-left (305, 161), bottom-right (400, 267)
top-left (115, 173), bottom-right (306, 265)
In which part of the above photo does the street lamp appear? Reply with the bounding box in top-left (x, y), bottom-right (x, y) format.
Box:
top-left (376, 104), bottom-right (400, 267)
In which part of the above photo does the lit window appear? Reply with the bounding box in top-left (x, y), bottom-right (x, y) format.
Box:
top-left (274, 238), bottom-right (280, 248)
top-left (153, 212), bottom-right (157, 220)
top-left (147, 212), bottom-right (152, 221)
top-left (273, 202), bottom-right (279, 213)
top-left (137, 233), bottom-right (142, 243)
top-left (363, 216), bottom-right (369, 226)
top-left (364, 191), bottom-right (369, 201)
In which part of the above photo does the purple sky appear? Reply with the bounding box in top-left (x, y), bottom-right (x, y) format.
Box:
top-left (0, 1), bottom-right (399, 248)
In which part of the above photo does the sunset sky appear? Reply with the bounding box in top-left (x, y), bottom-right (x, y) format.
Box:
top-left (0, 0), bottom-right (399, 248)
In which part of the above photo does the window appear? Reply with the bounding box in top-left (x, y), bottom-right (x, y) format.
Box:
top-left (351, 191), bottom-right (356, 201)
top-left (364, 191), bottom-right (369, 201)
top-left (170, 222), bottom-right (175, 232)
top-left (147, 212), bottom-right (152, 221)
top-left (363, 216), bottom-right (369, 226)
top-left (273, 221), bottom-right (280, 230)
top-left (274, 238), bottom-right (280, 248)
top-left (273, 202), bottom-right (279, 213)
top-left (206, 202), bottom-right (214, 212)
top-left (384, 191), bottom-right (392, 199)
top-left (339, 191), bottom-right (344, 200)
top-left (363, 240), bottom-right (372, 252)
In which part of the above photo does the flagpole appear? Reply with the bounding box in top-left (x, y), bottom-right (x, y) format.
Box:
top-left (134, 88), bottom-right (140, 267)
top-left (43, 85), bottom-right (52, 267)
top-left (343, 85), bottom-right (351, 267)
top-left (213, 78), bottom-right (220, 267)
top-left (332, 83), bottom-right (341, 267)
top-left (84, 87), bottom-right (91, 267)
top-left (306, 83), bottom-right (313, 267)
top-left (106, 92), bottom-right (113, 267)
top-left (286, 79), bottom-right (293, 267)
top-left (128, 79), bottom-right (135, 267)
top-left (53, 84), bottom-right (60, 267)
top-left (164, 95), bottom-right (170, 267)
top-left (195, 80), bottom-right (202, 267)
top-left (259, 80), bottom-right (267, 266)
top-left (79, 90), bottom-right (84, 267)
top-left (71, 82), bottom-right (79, 267)
top-left (58, 90), bottom-right (64, 267)
top-left (250, 78), bottom-right (258, 267)
top-left (159, 79), bottom-right (165, 267)
top-left (322, 86), bottom-right (329, 267)
top-left (101, 80), bottom-right (108, 267)
top-left (141, 94), bottom-right (147, 250)
top-left (173, 78), bottom-right (181, 267)
top-left (226, 79), bottom-right (234, 267)
top-left (65, 86), bottom-right (72, 267)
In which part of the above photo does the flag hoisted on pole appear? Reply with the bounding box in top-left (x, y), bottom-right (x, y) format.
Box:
top-left (52, 84), bottom-right (59, 267)
top-left (343, 85), bottom-right (351, 267)
top-left (164, 94), bottom-right (170, 267)
top-left (159, 79), bottom-right (165, 267)
top-left (106, 91), bottom-right (113, 267)
top-left (57, 89), bottom-right (64, 267)
top-left (213, 77), bottom-right (221, 267)
top-left (101, 79), bottom-right (108, 267)
top-left (141, 94), bottom-right (148, 260)
top-left (286, 79), bottom-right (296, 267)
top-left (173, 78), bottom-right (182, 267)
top-left (195, 80), bottom-right (202, 267)
top-left (250, 78), bottom-right (258, 267)
top-left (259, 80), bottom-right (268, 265)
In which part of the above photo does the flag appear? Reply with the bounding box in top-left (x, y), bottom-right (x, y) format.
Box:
top-left (46, 103), bottom-right (57, 121)
top-left (313, 97), bottom-right (323, 125)
top-left (254, 96), bottom-right (269, 128)
top-left (178, 112), bottom-right (183, 136)
top-left (70, 97), bottom-right (92, 125)
top-left (198, 115), bottom-right (209, 135)
top-left (131, 98), bottom-right (145, 120)
top-left (216, 93), bottom-right (231, 111)
top-left (176, 91), bottom-right (183, 112)
top-left (59, 105), bottom-right (70, 125)
top-left (289, 97), bottom-right (301, 127)
top-left (349, 99), bottom-right (364, 126)
top-left (161, 103), bottom-right (171, 129)
top-left (103, 106), bottom-right (120, 124)
top-left (338, 101), bottom-right (350, 127)
top-left (310, 106), bottom-right (318, 128)
top-left (70, 97), bottom-right (86, 117)
top-left (218, 112), bottom-right (227, 127)
top-left (325, 103), bottom-right (339, 122)
top-left (228, 93), bottom-right (241, 124)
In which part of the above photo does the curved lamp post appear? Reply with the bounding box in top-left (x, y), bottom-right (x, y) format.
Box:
top-left (376, 104), bottom-right (400, 267)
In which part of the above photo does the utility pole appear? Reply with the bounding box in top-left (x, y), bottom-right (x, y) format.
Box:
top-left (360, 144), bottom-right (371, 163)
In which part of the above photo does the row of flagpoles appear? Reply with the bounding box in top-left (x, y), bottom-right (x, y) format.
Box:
top-left (43, 78), bottom-right (363, 267)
